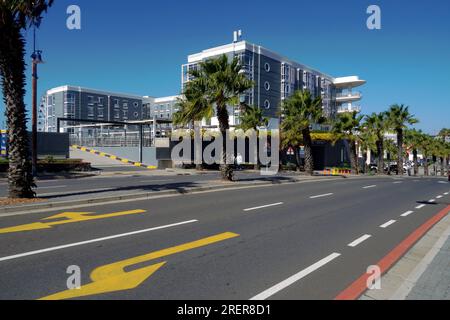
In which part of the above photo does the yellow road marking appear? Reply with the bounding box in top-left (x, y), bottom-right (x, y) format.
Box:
top-left (90, 150), bottom-right (97, 154)
top-left (110, 156), bottom-right (117, 160)
top-left (121, 159), bottom-right (129, 163)
top-left (0, 210), bottom-right (146, 234)
top-left (100, 152), bottom-right (107, 157)
top-left (39, 232), bottom-right (239, 300)
top-left (80, 147), bottom-right (87, 152)
top-left (134, 163), bottom-right (142, 167)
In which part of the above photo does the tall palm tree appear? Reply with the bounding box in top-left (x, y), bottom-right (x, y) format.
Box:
top-left (405, 128), bottom-right (424, 176)
top-left (0, 0), bottom-right (53, 198)
top-left (358, 125), bottom-right (376, 174)
top-left (419, 134), bottom-right (434, 176)
top-left (280, 90), bottom-right (325, 175)
top-left (386, 104), bottom-right (419, 176)
top-left (332, 111), bottom-right (364, 175)
top-left (237, 104), bottom-right (269, 170)
top-left (364, 112), bottom-right (388, 175)
top-left (174, 54), bottom-right (253, 181)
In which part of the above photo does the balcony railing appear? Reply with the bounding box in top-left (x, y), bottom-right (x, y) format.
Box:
top-left (336, 92), bottom-right (362, 100)
top-left (337, 105), bottom-right (361, 113)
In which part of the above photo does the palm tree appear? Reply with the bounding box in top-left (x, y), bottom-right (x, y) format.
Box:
top-left (364, 112), bottom-right (388, 175)
top-left (405, 128), bottom-right (424, 176)
top-left (280, 90), bottom-right (325, 175)
top-left (386, 104), bottom-right (419, 176)
top-left (332, 111), bottom-right (364, 175)
top-left (0, 0), bottom-right (53, 198)
top-left (358, 126), bottom-right (376, 174)
top-left (237, 104), bottom-right (269, 170)
top-left (438, 128), bottom-right (450, 141)
top-left (173, 55), bottom-right (253, 181)
top-left (419, 134), bottom-right (434, 176)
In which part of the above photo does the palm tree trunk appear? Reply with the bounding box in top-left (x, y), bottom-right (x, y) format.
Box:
top-left (350, 141), bottom-right (359, 175)
top-left (302, 128), bottom-right (314, 175)
top-left (294, 146), bottom-right (302, 172)
top-left (397, 129), bottom-right (404, 176)
top-left (424, 156), bottom-right (429, 176)
top-left (0, 23), bottom-right (35, 198)
top-left (376, 139), bottom-right (384, 175)
top-left (413, 149), bottom-right (419, 176)
top-left (440, 157), bottom-right (445, 176)
top-left (217, 103), bottom-right (233, 181)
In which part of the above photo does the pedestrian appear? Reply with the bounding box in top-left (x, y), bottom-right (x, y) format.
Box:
top-left (236, 153), bottom-right (243, 171)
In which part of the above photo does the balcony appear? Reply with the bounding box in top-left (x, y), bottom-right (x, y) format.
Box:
top-left (337, 105), bottom-right (361, 114)
top-left (336, 91), bottom-right (362, 102)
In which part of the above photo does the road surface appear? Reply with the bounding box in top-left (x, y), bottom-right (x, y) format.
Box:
top-left (0, 176), bottom-right (448, 300)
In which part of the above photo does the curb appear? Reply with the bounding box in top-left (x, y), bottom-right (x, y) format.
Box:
top-left (71, 145), bottom-right (157, 170)
top-left (0, 176), bottom-right (346, 216)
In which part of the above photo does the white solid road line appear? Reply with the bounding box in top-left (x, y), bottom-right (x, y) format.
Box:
top-left (363, 185), bottom-right (377, 189)
top-left (310, 193), bottom-right (334, 199)
top-left (34, 185), bottom-right (67, 190)
top-left (416, 204), bottom-right (426, 209)
top-left (0, 220), bottom-right (198, 263)
top-left (401, 211), bottom-right (414, 217)
top-left (393, 181), bottom-right (403, 184)
top-left (250, 253), bottom-right (341, 301)
top-left (380, 220), bottom-right (397, 229)
top-left (244, 203), bottom-right (284, 212)
top-left (348, 235), bottom-right (372, 248)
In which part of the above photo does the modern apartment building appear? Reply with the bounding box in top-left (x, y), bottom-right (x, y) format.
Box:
top-left (39, 86), bottom-right (180, 133)
top-left (40, 37), bottom-right (366, 135)
top-left (182, 39), bottom-right (366, 128)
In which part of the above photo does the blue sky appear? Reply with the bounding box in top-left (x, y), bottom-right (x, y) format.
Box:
top-left (1, 0), bottom-right (449, 134)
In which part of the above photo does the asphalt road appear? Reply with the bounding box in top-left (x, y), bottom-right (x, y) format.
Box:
top-left (0, 171), bottom-right (298, 199)
top-left (0, 176), bottom-right (449, 300)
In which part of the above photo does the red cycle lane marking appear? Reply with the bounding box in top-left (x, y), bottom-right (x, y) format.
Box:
top-left (335, 204), bottom-right (450, 300)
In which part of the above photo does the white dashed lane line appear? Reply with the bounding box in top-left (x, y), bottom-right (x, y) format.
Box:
top-left (380, 220), bottom-right (397, 229)
top-left (348, 235), bottom-right (372, 248)
top-left (401, 211), bottom-right (414, 217)
top-left (310, 193), bottom-right (334, 199)
top-left (416, 204), bottom-right (426, 209)
top-left (244, 203), bottom-right (284, 212)
top-left (250, 253), bottom-right (341, 301)
top-left (363, 185), bottom-right (377, 189)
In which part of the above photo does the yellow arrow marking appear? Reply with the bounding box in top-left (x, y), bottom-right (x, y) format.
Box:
top-left (0, 210), bottom-right (146, 234)
top-left (40, 232), bottom-right (239, 300)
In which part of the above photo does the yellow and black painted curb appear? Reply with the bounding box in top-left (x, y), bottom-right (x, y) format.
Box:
top-left (71, 145), bottom-right (157, 170)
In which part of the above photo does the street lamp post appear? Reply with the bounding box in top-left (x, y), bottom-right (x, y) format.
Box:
top-left (31, 28), bottom-right (44, 177)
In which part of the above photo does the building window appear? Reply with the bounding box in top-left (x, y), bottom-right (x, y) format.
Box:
top-left (114, 110), bottom-right (120, 119)
top-left (264, 82), bottom-right (271, 91)
top-left (88, 96), bottom-right (94, 105)
top-left (133, 102), bottom-right (139, 108)
top-left (123, 101), bottom-right (128, 109)
top-left (134, 112), bottom-right (139, 118)
top-left (264, 63), bottom-right (271, 72)
top-left (98, 97), bottom-right (104, 106)
top-left (123, 110), bottom-right (128, 119)
top-left (114, 99), bottom-right (119, 108)
top-left (87, 106), bottom-right (94, 117)
top-left (98, 108), bottom-right (104, 118)
top-left (264, 100), bottom-right (271, 109)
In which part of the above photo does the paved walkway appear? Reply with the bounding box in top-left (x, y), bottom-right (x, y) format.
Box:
top-left (407, 233), bottom-right (450, 300)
